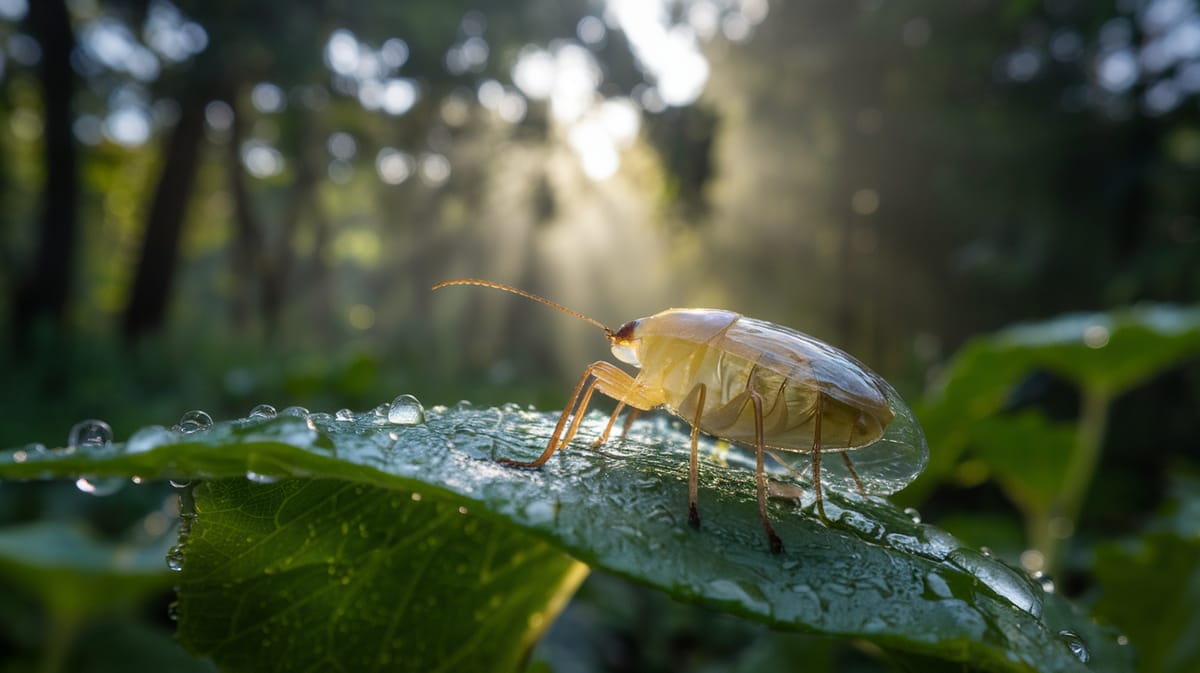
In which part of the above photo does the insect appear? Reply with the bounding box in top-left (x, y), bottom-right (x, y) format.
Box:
top-left (432, 278), bottom-right (925, 553)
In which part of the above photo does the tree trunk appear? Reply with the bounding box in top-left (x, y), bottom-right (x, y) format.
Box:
top-left (226, 94), bottom-right (261, 332)
top-left (10, 0), bottom-right (78, 351)
top-left (121, 92), bottom-right (207, 342)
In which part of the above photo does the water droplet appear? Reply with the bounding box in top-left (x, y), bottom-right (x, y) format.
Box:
top-left (166, 545), bottom-right (185, 572)
top-left (167, 600), bottom-right (180, 621)
top-left (176, 410), bottom-right (213, 434)
top-left (903, 506), bottom-right (922, 523)
top-left (387, 394), bottom-right (426, 424)
top-left (246, 471), bottom-right (278, 484)
top-left (914, 525), bottom-right (959, 561)
top-left (12, 450), bottom-right (28, 463)
top-left (169, 479), bottom-right (192, 489)
top-left (947, 548), bottom-right (1042, 617)
top-left (335, 408), bottom-right (355, 421)
top-left (75, 475), bottom-right (124, 496)
top-left (924, 571), bottom-right (954, 599)
top-left (68, 419), bottom-right (113, 448)
top-left (25, 442), bottom-right (48, 454)
top-left (249, 403), bottom-right (277, 419)
top-left (1057, 630), bottom-right (1090, 663)
top-left (523, 500), bottom-right (556, 525)
top-left (126, 425), bottom-right (172, 454)
top-left (1034, 572), bottom-right (1055, 594)
top-left (280, 406), bottom-right (310, 417)
top-left (1116, 634), bottom-right (1129, 646)
top-left (979, 546), bottom-right (993, 557)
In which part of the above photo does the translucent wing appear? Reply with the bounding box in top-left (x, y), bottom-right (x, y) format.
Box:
top-left (714, 315), bottom-right (926, 495)
top-left (718, 316), bottom-right (891, 414)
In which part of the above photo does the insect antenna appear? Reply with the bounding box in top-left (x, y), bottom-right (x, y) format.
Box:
top-left (432, 279), bottom-right (614, 338)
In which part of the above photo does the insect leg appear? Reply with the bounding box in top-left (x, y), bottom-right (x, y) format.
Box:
top-left (591, 401), bottom-right (627, 448)
top-left (812, 393), bottom-right (827, 521)
top-left (619, 408), bottom-right (641, 441)
top-left (840, 413), bottom-right (867, 496)
top-left (574, 362), bottom-right (658, 446)
top-left (501, 361), bottom-right (655, 468)
top-left (499, 365), bottom-right (600, 468)
top-left (841, 453), bottom-right (867, 496)
top-left (749, 389), bottom-right (784, 554)
top-left (682, 384), bottom-right (708, 530)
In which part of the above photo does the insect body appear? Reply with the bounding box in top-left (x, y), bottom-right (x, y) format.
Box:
top-left (433, 279), bottom-right (925, 553)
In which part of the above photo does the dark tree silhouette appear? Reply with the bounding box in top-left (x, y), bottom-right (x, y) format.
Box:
top-left (10, 0), bottom-right (78, 350)
top-left (121, 89), bottom-right (208, 341)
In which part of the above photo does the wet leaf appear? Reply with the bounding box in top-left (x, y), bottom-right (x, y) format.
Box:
top-left (176, 479), bottom-right (584, 673)
top-left (0, 406), bottom-right (1131, 673)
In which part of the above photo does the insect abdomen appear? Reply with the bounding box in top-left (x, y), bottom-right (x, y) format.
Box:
top-left (639, 315), bottom-right (889, 452)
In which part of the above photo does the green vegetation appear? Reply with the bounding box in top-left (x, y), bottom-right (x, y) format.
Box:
top-left (2, 0), bottom-right (1199, 671)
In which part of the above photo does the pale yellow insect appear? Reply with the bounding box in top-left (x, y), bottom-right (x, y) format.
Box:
top-left (433, 279), bottom-right (926, 553)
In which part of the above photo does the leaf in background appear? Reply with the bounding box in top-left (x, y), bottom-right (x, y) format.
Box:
top-left (909, 304), bottom-right (1200, 500)
top-left (992, 305), bottom-right (1200, 394)
top-left (967, 411), bottom-right (1077, 516)
top-left (0, 404), bottom-right (1132, 672)
top-left (0, 520), bottom-right (181, 672)
top-left (0, 522), bottom-right (174, 621)
top-left (1092, 473), bottom-right (1200, 673)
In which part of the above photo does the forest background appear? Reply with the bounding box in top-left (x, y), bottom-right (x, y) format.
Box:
top-left (1, 0), bottom-right (1198, 671)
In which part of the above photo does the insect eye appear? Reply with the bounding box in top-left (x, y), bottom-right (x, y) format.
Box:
top-left (614, 320), bottom-right (639, 340)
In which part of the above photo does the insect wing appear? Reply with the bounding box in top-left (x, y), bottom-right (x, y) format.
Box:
top-left (720, 317), bottom-right (928, 495)
top-left (720, 317), bottom-right (891, 414)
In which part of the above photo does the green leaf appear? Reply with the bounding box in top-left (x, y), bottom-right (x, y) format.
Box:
top-left (1093, 533), bottom-right (1199, 673)
top-left (991, 305), bottom-right (1200, 394)
top-left (0, 406), bottom-right (1131, 673)
top-left (0, 520), bottom-right (181, 673)
top-left (1092, 473), bottom-right (1200, 673)
top-left (0, 521), bottom-right (174, 621)
top-left (910, 304), bottom-right (1200, 501)
top-left (177, 479), bottom-right (585, 673)
top-left (929, 305), bottom-right (1200, 421)
top-left (967, 411), bottom-right (1077, 515)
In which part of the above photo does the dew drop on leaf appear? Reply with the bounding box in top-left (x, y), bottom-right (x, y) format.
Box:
top-left (1057, 629), bottom-right (1090, 663)
top-left (1035, 573), bottom-right (1055, 594)
top-left (335, 408), bottom-right (355, 421)
top-left (903, 506), bottom-right (922, 523)
top-left (75, 475), bottom-right (124, 496)
top-left (166, 544), bottom-right (185, 572)
top-left (946, 548), bottom-right (1042, 617)
top-left (68, 419), bottom-right (113, 448)
top-left (280, 406), bottom-right (310, 417)
top-left (387, 394), bottom-right (426, 424)
top-left (176, 410), bottom-right (214, 434)
top-left (126, 425), bottom-right (172, 454)
top-left (249, 404), bottom-right (278, 419)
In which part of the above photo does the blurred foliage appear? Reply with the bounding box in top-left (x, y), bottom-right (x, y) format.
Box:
top-left (1, 0), bottom-right (1199, 670)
